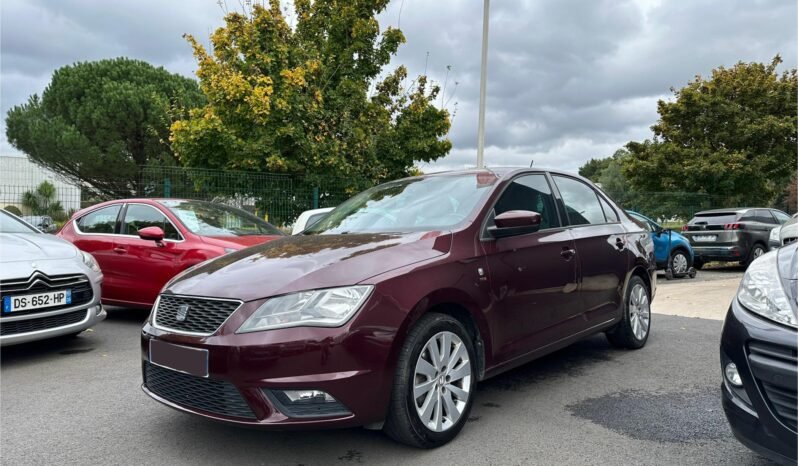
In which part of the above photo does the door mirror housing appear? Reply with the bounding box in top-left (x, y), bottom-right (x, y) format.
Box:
top-left (488, 210), bottom-right (542, 238)
top-left (138, 226), bottom-right (165, 244)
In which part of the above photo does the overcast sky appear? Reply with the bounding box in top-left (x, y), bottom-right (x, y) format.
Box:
top-left (1, 0), bottom-right (796, 173)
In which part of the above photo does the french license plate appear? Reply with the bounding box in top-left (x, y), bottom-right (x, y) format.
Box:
top-left (149, 339), bottom-right (209, 377)
top-left (3, 289), bottom-right (71, 313)
top-left (693, 235), bottom-right (717, 242)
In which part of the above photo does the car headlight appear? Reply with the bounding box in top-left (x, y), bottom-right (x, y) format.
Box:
top-left (238, 285), bottom-right (374, 333)
top-left (80, 251), bottom-right (101, 274)
top-left (769, 227), bottom-right (781, 243)
top-left (737, 250), bottom-right (796, 328)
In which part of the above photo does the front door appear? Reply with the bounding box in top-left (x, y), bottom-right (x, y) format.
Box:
top-left (111, 203), bottom-right (187, 307)
top-left (481, 173), bottom-right (579, 363)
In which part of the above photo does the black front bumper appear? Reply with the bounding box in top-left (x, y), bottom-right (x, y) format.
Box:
top-left (720, 299), bottom-right (797, 465)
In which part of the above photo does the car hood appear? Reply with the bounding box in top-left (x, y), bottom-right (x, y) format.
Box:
top-left (0, 233), bottom-right (78, 263)
top-left (200, 235), bottom-right (283, 249)
top-left (167, 231), bottom-right (453, 301)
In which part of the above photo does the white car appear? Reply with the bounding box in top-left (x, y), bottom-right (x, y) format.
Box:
top-left (769, 213), bottom-right (798, 248)
top-left (0, 210), bottom-right (105, 346)
top-left (291, 207), bottom-right (334, 234)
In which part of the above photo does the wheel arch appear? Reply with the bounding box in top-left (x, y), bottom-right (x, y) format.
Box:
top-left (399, 289), bottom-right (490, 381)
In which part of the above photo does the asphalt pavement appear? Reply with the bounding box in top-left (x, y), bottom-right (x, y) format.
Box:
top-left (1, 275), bottom-right (773, 466)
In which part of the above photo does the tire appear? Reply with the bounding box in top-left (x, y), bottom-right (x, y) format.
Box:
top-left (384, 313), bottom-right (477, 448)
top-left (693, 258), bottom-right (705, 270)
top-left (606, 276), bottom-right (651, 349)
top-left (670, 249), bottom-right (691, 276)
top-left (745, 244), bottom-right (766, 268)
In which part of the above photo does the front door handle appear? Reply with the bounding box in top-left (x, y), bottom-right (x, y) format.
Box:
top-left (113, 246), bottom-right (126, 254)
top-left (560, 247), bottom-right (576, 260)
top-left (615, 238), bottom-right (626, 250)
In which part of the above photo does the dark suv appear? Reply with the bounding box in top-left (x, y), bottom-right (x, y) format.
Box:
top-left (140, 168), bottom-right (656, 448)
top-left (681, 208), bottom-right (791, 268)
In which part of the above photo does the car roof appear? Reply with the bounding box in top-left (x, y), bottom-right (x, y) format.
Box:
top-left (694, 208), bottom-right (755, 215)
top-left (420, 166), bottom-right (589, 181)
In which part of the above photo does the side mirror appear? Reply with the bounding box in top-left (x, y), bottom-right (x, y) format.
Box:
top-left (488, 210), bottom-right (542, 239)
top-left (138, 226), bottom-right (165, 245)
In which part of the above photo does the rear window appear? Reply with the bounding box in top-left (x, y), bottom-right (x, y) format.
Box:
top-left (688, 212), bottom-right (739, 225)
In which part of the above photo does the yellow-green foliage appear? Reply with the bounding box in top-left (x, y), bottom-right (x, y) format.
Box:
top-left (171, 0), bottom-right (452, 188)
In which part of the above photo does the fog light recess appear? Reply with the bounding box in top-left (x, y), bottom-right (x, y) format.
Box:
top-left (725, 362), bottom-right (743, 387)
top-left (265, 389), bottom-right (352, 418)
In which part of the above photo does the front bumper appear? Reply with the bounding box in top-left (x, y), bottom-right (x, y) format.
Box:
top-left (720, 299), bottom-right (797, 465)
top-left (140, 296), bottom-right (401, 429)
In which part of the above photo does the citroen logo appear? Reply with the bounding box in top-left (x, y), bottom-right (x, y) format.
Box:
top-left (176, 304), bottom-right (190, 322)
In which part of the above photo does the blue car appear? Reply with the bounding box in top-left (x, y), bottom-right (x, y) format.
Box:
top-left (627, 211), bottom-right (695, 276)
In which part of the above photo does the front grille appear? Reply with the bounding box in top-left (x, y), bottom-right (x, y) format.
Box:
top-left (154, 295), bottom-right (241, 335)
top-left (143, 362), bottom-right (256, 419)
top-left (748, 342), bottom-right (797, 431)
top-left (1, 272), bottom-right (93, 317)
top-left (783, 236), bottom-right (797, 245)
top-left (0, 309), bottom-right (88, 336)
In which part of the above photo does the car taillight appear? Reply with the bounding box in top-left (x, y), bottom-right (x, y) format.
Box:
top-left (681, 225), bottom-right (688, 231)
top-left (724, 223), bottom-right (744, 230)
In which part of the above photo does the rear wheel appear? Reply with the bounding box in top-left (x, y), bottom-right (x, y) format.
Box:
top-left (606, 276), bottom-right (651, 349)
top-left (692, 258), bottom-right (705, 270)
top-left (745, 244), bottom-right (766, 268)
top-left (384, 313), bottom-right (476, 448)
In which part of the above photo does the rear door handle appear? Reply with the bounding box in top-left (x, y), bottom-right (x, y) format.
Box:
top-left (113, 246), bottom-right (126, 254)
top-left (560, 247), bottom-right (576, 260)
top-left (615, 238), bottom-right (626, 250)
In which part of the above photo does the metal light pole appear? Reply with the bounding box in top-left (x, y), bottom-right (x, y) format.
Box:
top-left (476, 0), bottom-right (490, 168)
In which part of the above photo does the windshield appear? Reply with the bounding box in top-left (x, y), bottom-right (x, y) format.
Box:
top-left (689, 212), bottom-right (739, 225)
top-left (305, 173), bottom-right (498, 235)
top-left (158, 200), bottom-right (283, 237)
top-left (0, 210), bottom-right (39, 233)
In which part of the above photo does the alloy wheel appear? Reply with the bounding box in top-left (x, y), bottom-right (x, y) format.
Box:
top-left (413, 331), bottom-right (472, 432)
top-left (672, 252), bottom-right (688, 274)
top-left (628, 283), bottom-right (650, 341)
top-left (753, 247), bottom-right (765, 259)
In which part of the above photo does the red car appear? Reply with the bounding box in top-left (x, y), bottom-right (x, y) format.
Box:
top-left (141, 168), bottom-right (656, 447)
top-left (58, 199), bottom-right (283, 309)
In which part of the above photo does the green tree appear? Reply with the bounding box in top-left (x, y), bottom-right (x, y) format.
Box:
top-left (624, 56), bottom-right (797, 210)
top-left (578, 157), bottom-right (612, 182)
top-left (6, 58), bottom-right (205, 198)
top-left (21, 181), bottom-right (65, 220)
top-left (170, 0), bottom-right (451, 190)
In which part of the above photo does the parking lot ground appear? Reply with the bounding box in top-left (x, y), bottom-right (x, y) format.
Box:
top-left (1, 265), bottom-right (767, 466)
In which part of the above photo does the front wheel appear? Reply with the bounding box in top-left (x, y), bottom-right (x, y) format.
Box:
top-left (606, 276), bottom-right (651, 349)
top-left (384, 313), bottom-right (476, 448)
top-left (670, 250), bottom-right (691, 276)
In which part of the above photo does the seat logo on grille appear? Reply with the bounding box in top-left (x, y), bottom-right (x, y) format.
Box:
top-left (175, 304), bottom-right (190, 322)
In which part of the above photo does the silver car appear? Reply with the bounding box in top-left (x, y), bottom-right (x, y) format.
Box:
top-left (0, 210), bottom-right (105, 346)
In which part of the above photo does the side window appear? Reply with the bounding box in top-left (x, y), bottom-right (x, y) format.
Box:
top-left (552, 176), bottom-right (606, 226)
top-left (598, 196), bottom-right (619, 222)
top-left (77, 205), bottom-right (121, 234)
top-left (629, 213), bottom-right (653, 232)
top-left (772, 210), bottom-right (791, 224)
top-left (493, 174), bottom-right (560, 229)
top-left (123, 205), bottom-right (181, 240)
top-left (756, 209), bottom-right (777, 224)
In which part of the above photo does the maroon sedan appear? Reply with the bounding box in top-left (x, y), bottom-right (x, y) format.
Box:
top-left (141, 168), bottom-right (656, 448)
top-left (58, 199), bottom-right (283, 308)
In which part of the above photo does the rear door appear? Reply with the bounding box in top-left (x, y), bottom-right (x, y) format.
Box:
top-left (111, 203), bottom-right (189, 307)
top-left (71, 204), bottom-right (124, 299)
top-left (551, 175), bottom-right (629, 327)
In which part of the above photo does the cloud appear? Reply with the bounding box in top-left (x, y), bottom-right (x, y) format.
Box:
top-left (2, 0), bottom-right (796, 173)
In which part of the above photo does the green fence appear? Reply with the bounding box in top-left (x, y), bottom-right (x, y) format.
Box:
top-left (138, 166), bottom-right (362, 226)
top-left (2, 160), bottom-right (791, 229)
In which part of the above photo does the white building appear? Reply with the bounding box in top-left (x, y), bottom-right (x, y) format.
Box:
top-left (0, 155), bottom-right (82, 214)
